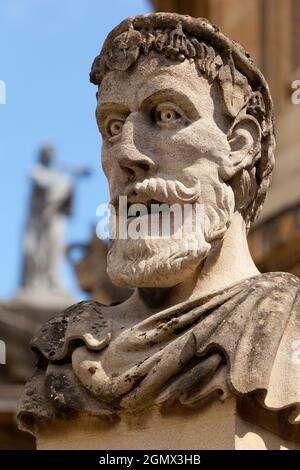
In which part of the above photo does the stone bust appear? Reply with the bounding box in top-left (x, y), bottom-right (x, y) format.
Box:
top-left (18, 13), bottom-right (300, 445)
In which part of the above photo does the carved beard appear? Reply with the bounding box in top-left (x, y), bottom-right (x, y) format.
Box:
top-left (107, 181), bottom-right (235, 288)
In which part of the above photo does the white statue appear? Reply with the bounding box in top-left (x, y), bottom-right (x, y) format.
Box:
top-left (22, 146), bottom-right (72, 292)
top-left (22, 146), bottom-right (90, 296)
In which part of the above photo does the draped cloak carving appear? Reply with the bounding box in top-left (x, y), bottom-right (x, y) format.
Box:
top-left (17, 272), bottom-right (300, 443)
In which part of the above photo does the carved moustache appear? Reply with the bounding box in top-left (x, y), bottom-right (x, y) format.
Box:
top-left (110, 177), bottom-right (201, 210)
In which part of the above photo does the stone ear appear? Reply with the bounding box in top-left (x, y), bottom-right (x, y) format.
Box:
top-left (222, 116), bottom-right (261, 181)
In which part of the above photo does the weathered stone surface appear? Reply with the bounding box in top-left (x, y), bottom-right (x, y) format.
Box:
top-left (32, 401), bottom-right (300, 450)
top-left (17, 13), bottom-right (300, 447)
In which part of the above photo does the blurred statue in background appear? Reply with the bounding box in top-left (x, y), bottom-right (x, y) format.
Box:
top-left (0, 145), bottom-right (90, 385)
top-left (22, 146), bottom-right (72, 293)
top-left (21, 145), bottom-right (90, 298)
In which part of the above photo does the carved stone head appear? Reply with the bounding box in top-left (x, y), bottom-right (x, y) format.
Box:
top-left (90, 13), bottom-right (275, 289)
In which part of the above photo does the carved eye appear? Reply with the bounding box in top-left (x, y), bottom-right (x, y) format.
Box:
top-left (154, 102), bottom-right (183, 126)
top-left (105, 115), bottom-right (125, 142)
top-left (109, 120), bottom-right (123, 136)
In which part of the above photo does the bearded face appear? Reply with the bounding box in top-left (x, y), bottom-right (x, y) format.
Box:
top-left (106, 176), bottom-right (235, 288)
top-left (97, 54), bottom-right (237, 288)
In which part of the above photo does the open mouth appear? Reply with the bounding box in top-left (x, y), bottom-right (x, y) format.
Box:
top-left (127, 198), bottom-right (169, 218)
top-left (111, 191), bottom-right (171, 218)
top-left (109, 191), bottom-right (193, 239)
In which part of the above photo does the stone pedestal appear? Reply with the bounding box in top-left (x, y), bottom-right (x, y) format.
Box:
top-left (35, 398), bottom-right (299, 450)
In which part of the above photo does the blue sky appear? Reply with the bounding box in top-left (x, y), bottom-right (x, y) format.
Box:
top-left (0, 0), bottom-right (152, 300)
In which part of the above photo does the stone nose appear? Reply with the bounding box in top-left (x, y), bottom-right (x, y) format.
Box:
top-left (117, 115), bottom-right (157, 179)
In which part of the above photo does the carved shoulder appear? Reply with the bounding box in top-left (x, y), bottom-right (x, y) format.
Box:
top-left (31, 300), bottom-right (112, 362)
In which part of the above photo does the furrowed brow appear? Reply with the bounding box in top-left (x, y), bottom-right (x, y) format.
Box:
top-left (140, 89), bottom-right (200, 119)
top-left (96, 102), bottom-right (130, 122)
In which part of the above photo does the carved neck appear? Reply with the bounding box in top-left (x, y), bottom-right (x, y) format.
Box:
top-left (192, 211), bottom-right (260, 299)
top-left (136, 212), bottom-right (259, 310)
